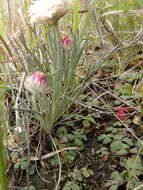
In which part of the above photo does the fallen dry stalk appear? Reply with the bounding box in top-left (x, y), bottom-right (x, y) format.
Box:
top-left (30, 147), bottom-right (81, 161)
top-left (133, 183), bottom-right (143, 190)
top-left (101, 9), bottom-right (143, 17)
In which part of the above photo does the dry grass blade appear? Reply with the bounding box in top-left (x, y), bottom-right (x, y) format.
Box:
top-left (0, 35), bottom-right (13, 56)
top-left (101, 9), bottom-right (143, 17)
top-left (133, 183), bottom-right (143, 190)
top-left (30, 147), bottom-right (81, 161)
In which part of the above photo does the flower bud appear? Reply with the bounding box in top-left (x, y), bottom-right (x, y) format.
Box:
top-left (61, 35), bottom-right (72, 48)
top-left (114, 107), bottom-right (129, 120)
top-left (29, 0), bottom-right (73, 25)
top-left (24, 72), bottom-right (47, 93)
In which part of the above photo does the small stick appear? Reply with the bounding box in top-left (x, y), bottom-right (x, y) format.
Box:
top-left (30, 147), bottom-right (80, 161)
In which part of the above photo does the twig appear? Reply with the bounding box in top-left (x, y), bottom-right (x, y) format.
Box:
top-left (92, 82), bottom-right (137, 110)
top-left (14, 72), bottom-right (25, 133)
top-left (133, 183), bottom-right (143, 190)
top-left (101, 10), bottom-right (143, 17)
top-left (30, 147), bottom-right (80, 161)
top-left (34, 130), bottom-right (51, 183)
top-left (50, 134), bottom-right (61, 190)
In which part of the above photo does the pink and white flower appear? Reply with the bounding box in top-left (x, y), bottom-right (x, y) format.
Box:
top-left (61, 35), bottom-right (72, 48)
top-left (24, 72), bottom-right (47, 93)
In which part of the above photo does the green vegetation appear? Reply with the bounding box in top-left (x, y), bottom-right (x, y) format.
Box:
top-left (1, 0), bottom-right (143, 189)
top-left (0, 92), bottom-right (8, 190)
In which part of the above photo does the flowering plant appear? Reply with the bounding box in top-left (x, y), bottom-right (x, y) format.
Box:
top-left (4, 0), bottom-right (114, 136)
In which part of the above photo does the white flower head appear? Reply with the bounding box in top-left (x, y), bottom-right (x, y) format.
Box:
top-left (29, 0), bottom-right (73, 25)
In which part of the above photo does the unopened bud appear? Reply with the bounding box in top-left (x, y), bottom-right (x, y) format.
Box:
top-left (61, 35), bottom-right (72, 48)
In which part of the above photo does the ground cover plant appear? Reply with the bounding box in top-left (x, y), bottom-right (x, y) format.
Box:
top-left (1, 0), bottom-right (143, 190)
